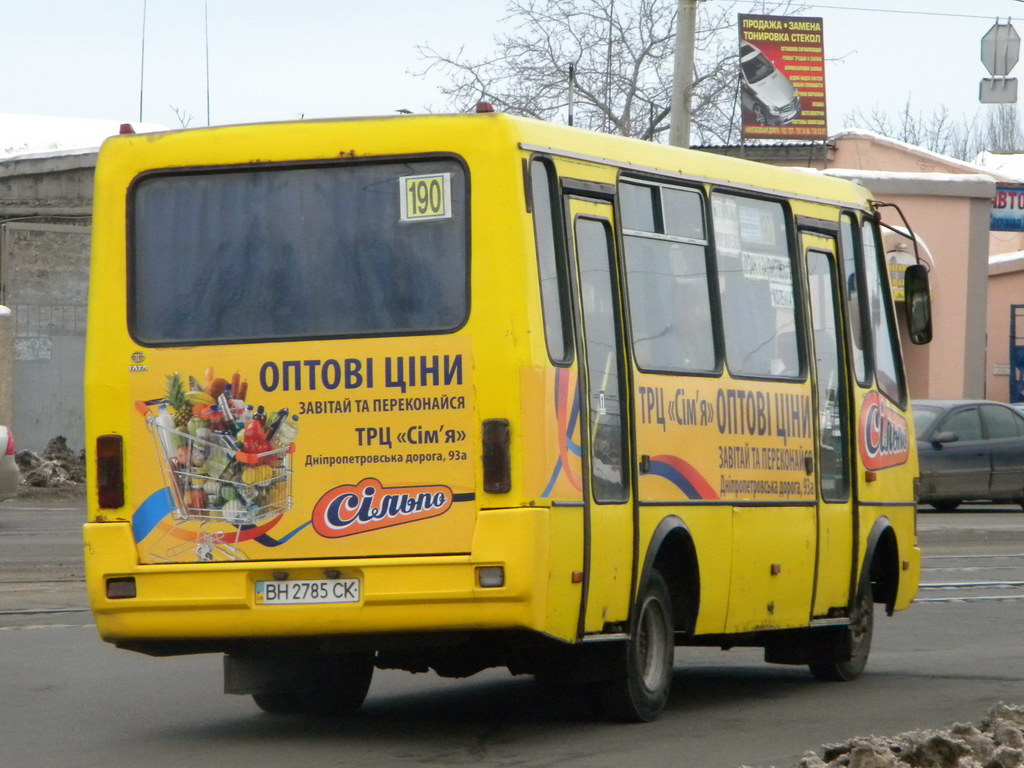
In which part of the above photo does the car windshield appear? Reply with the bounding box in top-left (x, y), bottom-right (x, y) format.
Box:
top-left (912, 405), bottom-right (942, 437)
top-left (742, 53), bottom-right (775, 84)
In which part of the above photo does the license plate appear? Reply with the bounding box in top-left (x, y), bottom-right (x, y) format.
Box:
top-left (255, 578), bottom-right (360, 605)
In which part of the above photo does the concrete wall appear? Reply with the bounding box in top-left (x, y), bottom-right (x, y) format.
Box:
top-left (0, 151), bottom-right (94, 452)
top-left (0, 308), bottom-right (11, 427)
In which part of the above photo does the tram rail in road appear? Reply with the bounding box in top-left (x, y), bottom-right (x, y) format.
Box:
top-left (916, 551), bottom-right (1024, 603)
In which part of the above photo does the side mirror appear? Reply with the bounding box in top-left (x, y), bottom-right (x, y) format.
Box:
top-left (903, 264), bottom-right (932, 345)
top-left (931, 430), bottom-right (958, 445)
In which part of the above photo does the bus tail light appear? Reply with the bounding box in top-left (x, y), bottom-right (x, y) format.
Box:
top-left (106, 577), bottom-right (137, 599)
top-left (4, 428), bottom-right (13, 455)
top-left (96, 435), bottom-right (125, 509)
top-left (481, 419), bottom-right (511, 494)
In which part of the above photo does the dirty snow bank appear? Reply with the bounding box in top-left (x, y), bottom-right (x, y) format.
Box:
top-left (745, 703), bottom-right (1024, 768)
top-left (15, 436), bottom-right (85, 487)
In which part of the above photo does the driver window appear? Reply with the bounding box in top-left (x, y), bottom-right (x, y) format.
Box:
top-left (942, 408), bottom-right (982, 442)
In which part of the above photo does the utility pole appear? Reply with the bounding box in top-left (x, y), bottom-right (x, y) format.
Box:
top-left (669, 0), bottom-right (698, 147)
top-left (139, 0), bottom-right (148, 122)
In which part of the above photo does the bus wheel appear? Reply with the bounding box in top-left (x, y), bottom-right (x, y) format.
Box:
top-left (253, 652), bottom-right (375, 716)
top-left (252, 692), bottom-right (304, 714)
top-left (809, 579), bottom-right (874, 682)
top-left (599, 570), bottom-right (674, 722)
top-left (931, 499), bottom-right (960, 512)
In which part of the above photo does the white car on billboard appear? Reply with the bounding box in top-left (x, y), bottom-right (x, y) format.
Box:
top-left (739, 41), bottom-right (801, 127)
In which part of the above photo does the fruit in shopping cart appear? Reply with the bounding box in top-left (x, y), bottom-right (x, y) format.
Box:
top-left (185, 390), bottom-right (215, 406)
top-left (220, 484), bottom-right (238, 502)
top-left (221, 498), bottom-right (249, 525)
top-left (203, 455), bottom-right (230, 482)
top-left (242, 465), bottom-right (274, 484)
top-left (205, 377), bottom-right (229, 399)
top-left (187, 416), bottom-right (205, 437)
top-left (184, 488), bottom-right (207, 511)
top-left (165, 372), bottom-right (192, 428)
top-left (242, 419), bottom-right (274, 456)
top-left (266, 481), bottom-right (287, 506)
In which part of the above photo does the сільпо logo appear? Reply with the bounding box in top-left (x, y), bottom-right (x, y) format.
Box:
top-left (311, 477), bottom-right (453, 538)
top-left (859, 392), bottom-right (909, 470)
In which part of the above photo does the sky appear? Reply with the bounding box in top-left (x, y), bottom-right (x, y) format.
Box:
top-left (1, 0), bottom-right (1023, 142)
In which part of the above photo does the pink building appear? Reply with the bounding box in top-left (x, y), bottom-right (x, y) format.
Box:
top-left (708, 131), bottom-right (1005, 401)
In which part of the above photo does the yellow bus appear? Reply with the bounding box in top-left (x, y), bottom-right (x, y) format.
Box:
top-left (84, 110), bottom-right (932, 722)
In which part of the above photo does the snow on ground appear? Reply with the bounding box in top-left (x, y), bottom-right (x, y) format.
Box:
top-left (0, 114), bottom-right (165, 159)
top-left (743, 703), bottom-right (1024, 768)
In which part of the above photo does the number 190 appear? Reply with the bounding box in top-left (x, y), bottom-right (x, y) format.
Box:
top-left (402, 174), bottom-right (450, 220)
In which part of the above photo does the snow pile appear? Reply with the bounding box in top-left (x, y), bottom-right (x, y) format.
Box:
top-left (745, 703), bottom-right (1024, 768)
top-left (976, 151), bottom-right (1024, 183)
top-left (15, 436), bottom-right (85, 487)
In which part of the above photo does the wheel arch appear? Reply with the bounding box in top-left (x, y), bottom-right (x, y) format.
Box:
top-left (863, 516), bottom-right (900, 616)
top-left (638, 515), bottom-right (700, 636)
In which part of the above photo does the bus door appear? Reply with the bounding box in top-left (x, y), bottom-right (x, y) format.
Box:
top-left (564, 196), bottom-right (635, 635)
top-left (802, 232), bottom-right (856, 617)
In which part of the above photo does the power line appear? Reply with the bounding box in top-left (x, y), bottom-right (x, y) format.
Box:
top-left (740, 2), bottom-right (1010, 21)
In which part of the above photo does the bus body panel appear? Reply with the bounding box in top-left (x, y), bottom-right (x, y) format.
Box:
top-left (85, 113), bottom-right (921, 675)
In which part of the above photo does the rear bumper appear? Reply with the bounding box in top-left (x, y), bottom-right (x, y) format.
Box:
top-left (84, 507), bottom-right (558, 646)
top-left (895, 544), bottom-right (922, 612)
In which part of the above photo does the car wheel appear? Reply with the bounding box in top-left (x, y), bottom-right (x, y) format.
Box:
top-left (809, 576), bottom-right (874, 682)
top-left (598, 570), bottom-right (675, 722)
top-left (931, 499), bottom-right (960, 512)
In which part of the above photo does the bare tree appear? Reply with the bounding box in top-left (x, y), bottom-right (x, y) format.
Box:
top-left (842, 99), bottom-right (1024, 162)
top-left (417, 0), bottom-right (805, 144)
top-left (844, 99), bottom-right (979, 160)
top-left (169, 105), bottom-right (194, 129)
top-left (983, 103), bottom-right (1024, 155)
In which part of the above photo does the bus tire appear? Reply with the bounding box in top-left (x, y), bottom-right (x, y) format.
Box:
top-left (599, 570), bottom-right (674, 722)
top-left (252, 652), bottom-right (374, 716)
top-left (252, 692), bottom-right (304, 714)
top-left (809, 577), bottom-right (874, 682)
top-left (931, 499), bottom-right (960, 512)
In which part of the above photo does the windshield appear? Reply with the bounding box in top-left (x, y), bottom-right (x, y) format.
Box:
top-left (742, 53), bottom-right (775, 84)
top-left (912, 405), bottom-right (941, 437)
top-left (131, 158), bottom-right (468, 345)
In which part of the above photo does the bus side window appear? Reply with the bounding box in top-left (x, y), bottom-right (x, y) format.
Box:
top-left (711, 193), bottom-right (800, 379)
top-left (839, 214), bottom-right (867, 385)
top-left (620, 181), bottom-right (716, 374)
top-left (530, 159), bottom-right (571, 364)
top-left (861, 219), bottom-right (905, 404)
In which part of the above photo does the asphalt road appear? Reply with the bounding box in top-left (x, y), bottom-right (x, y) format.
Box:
top-left (2, 492), bottom-right (1023, 768)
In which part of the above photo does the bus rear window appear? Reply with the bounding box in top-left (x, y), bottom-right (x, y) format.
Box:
top-left (130, 159), bottom-right (468, 345)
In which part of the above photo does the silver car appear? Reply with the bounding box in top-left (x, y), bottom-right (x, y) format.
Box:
top-left (739, 41), bottom-right (801, 127)
top-left (0, 425), bottom-right (18, 500)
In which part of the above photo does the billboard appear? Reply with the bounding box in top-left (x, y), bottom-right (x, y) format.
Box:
top-left (738, 14), bottom-right (827, 140)
top-left (991, 184), bottom-right (1024, 231)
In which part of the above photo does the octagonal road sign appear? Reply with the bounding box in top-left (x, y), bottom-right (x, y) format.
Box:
top-left (982, 21), bottom-right (1021, 77)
